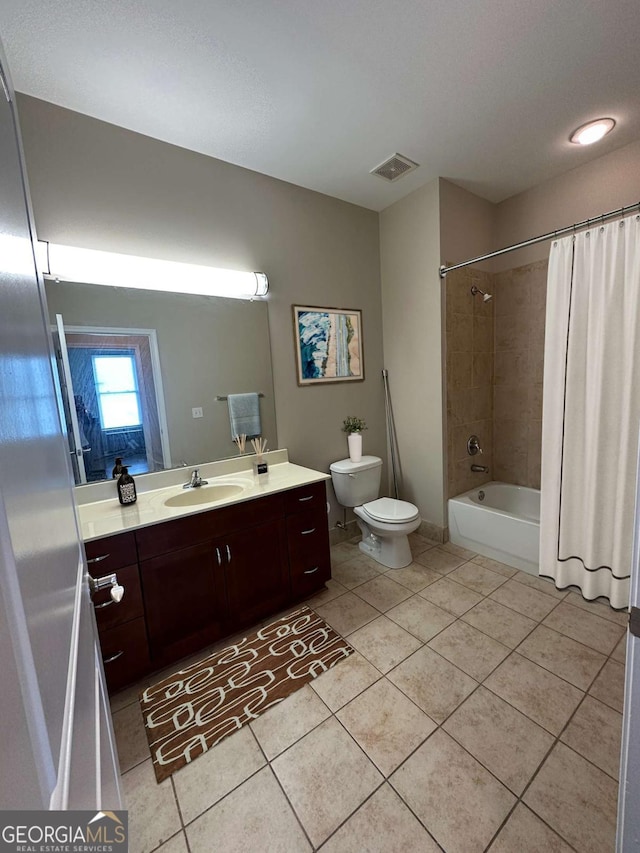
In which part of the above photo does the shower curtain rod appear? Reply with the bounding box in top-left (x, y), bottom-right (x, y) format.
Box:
top-left (439, 200), bottom-right (640, 278)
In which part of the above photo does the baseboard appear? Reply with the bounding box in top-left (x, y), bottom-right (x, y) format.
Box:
top-left (330, 518), bottom-right (446, 546)
top-left (418, 520), bottom-right (446, 544)
top-left (329, 520), bottom-right (359, 546)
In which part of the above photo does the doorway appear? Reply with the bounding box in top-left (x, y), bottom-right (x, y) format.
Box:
top-left (53, 318), bottom-right (170, 483)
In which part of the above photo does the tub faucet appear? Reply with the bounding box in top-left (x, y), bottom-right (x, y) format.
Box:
top-left (183, 468), bottom-right (208, 489)
top-left (471, 464), bottom-right (489, 473)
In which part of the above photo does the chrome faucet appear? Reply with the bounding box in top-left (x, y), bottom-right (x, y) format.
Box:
top-left (471, 464), bottom-right (489, 473)
top-left (183, 468), bottom-right (208, 489)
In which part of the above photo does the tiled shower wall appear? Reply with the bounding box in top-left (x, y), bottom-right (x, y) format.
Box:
top-left (493, 260), bottom-right (547, 488)
top-left (446, 268), bottom-right (494, 498)
top-left (445, 260), bottom-right (548, 498)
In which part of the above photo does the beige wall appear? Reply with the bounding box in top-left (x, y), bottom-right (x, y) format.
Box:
top-left (23, 93), bottom-right (639, 529)
top-left (494, 140), bottom-right (640, 271)
top-left (439, 179), bottom-right (496, 273)
top-left (17, 95), bottom-right (385, 527)
top-left (379, 179), bottom-right (446, 529)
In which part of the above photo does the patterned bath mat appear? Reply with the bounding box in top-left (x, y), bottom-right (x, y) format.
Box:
top-left (140, 605), bottom-right (353, 782)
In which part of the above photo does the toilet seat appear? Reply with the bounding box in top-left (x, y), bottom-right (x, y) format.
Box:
top-left (361, 497), bottom-right (419, 524)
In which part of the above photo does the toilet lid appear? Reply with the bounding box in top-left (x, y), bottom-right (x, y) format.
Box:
top-left (362, 497), bottom-right (419, 524)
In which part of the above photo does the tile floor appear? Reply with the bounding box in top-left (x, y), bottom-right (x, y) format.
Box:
top-left (112, 533), bottom-right (628, 853)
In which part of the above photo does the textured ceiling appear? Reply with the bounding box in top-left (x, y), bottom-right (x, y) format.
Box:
top-left (1, 0), bottom-right (639, 210)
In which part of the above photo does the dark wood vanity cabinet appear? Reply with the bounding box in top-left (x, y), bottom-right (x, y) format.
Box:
top-left (86, 533), bottom-right (151, 692)
top-left (222, 519), bottom-right (289, 628)
top-left (86, 480), bottom-right (331, 691)
top-left (285, 483), bottom-right (331, 600)
top-left (140, 541), bottom-right (227, 667)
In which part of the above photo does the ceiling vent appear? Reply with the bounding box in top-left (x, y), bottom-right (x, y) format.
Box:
top-left (370, 153), bottom-right (419, 182)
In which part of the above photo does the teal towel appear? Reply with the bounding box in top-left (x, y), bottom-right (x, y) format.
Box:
top-left (227, 392), bottom-right (261, 440)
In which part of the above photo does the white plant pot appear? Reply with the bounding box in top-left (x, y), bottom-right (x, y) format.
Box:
top-left (347, 432), bottom-right (362, 462)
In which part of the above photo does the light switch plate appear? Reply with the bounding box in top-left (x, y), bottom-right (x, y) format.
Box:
top-left (192, 407), bottom-right (203, 419)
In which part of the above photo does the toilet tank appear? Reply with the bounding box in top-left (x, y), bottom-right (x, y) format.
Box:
top-left (330, 456), bottom-right (382, 507)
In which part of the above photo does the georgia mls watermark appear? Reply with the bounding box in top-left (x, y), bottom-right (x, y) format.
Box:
top-left (0, 811), bottom-right (128, 853)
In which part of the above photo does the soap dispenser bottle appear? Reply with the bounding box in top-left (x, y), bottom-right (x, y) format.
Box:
top-left (117, 466), bottom-right (137, 505)
top-left (111, 457), bottom-right (124, 479)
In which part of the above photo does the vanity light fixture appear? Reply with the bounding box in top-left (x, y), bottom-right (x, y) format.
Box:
top-left (36, 242), bottom-right (269, 299)
top-left (569, 118), bottom-right (615, 146)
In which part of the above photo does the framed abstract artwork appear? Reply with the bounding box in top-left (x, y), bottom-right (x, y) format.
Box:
top-left (292, 305), bottom-right (364, 385)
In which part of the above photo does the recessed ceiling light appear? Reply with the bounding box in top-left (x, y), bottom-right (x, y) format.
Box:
top-left (569, 118), bottom-right (615, 146)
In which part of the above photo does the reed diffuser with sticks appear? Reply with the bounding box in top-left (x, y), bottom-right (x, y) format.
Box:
top-left (251, 436), bottom-right (269, 481)
top-left (233, 433), bottom-right (247, 454)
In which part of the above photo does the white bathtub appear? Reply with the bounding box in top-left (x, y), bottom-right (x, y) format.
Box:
top-left (448, 481), bottom-right (540, 576)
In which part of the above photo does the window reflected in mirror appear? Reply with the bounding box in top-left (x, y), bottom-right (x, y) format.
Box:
top-left (46, 280), bottom-right (277, 486)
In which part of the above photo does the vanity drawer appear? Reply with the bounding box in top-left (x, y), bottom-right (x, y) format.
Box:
top-left (99, 617), bottom-right (151, 693)
top-left (93, 563), bottom-right (144, 633)
top-left (288, 505), bottom-right (331, 600)
top-left (287, 509), bottom-right (330, 567)
top-left (86, 532), bottom-right (137, 574)
top-left (284, 481), bottom-right (327, 516)
top-left (290, 557), bottom-right (331, 600)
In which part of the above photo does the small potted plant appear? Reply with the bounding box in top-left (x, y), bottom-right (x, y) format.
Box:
top-left (342, 416), bottom-right (367, 462)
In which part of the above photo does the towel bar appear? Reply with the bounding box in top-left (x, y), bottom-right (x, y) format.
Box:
top-left (216, 393), bottom-right (264, 400)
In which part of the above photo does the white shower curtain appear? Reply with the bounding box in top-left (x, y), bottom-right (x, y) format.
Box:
top-left (540, 213), bottom-right (640, 609)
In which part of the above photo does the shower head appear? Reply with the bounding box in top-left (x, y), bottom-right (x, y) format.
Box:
top-left (470, 284), bottom-right (493, 303)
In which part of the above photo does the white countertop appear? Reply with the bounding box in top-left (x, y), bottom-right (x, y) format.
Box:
top-left (78, 458), bottom-right (330, 542)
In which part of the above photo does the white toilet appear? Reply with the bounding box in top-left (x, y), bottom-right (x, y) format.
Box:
top-left (330, 455), bottom-right (421, 569)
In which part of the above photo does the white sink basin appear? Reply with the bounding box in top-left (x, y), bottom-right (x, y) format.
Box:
top-left (163, 483), bottom-right (244, 508)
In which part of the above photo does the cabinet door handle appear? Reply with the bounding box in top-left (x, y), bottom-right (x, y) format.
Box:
top-left (298, 495), bottom-right (314, 502)
top-left (216, 547), bottom-right (222, 566)
top-left (103, 651), bottom-right (124, 664)
top-left (87, 553), bottom-right (110, 564)
top-left (226, 545), bottom-right (232, 563)
top-left (95, 599), bottom-right (115, 610)
top-left (301, 528), bottom-right (316, 535)
top-left (304, 566), bottom-right (319, 575)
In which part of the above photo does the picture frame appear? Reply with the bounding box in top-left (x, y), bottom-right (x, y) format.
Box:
top-left (292, 305), bottom-right (364, 386)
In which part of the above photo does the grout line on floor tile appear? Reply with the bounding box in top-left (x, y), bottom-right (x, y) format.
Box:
top-left (557, 736), bottom-right (622, 784)
top-left (313, 783), bottom-right (386, 850)
top-left (512, 620), bottom-right (611, 688)
top-left (146, 829), bottom-right (191, 853)
top-left (250, 692), bottom-right (334, 763)
top-left (479, 639), bottom-right (622, 852)
top-left (553, 595), bottom-right (629, 630)
top-left (481, 796), bottom-right (581, 853)
top-left (120, 753), bottom-right (149, 776)
top-left (461, 600), bottom-right (542, 648)
top-left (169, 774), bottom-right (187, 832)
top-left (178, 762), bottom-right (268, 832)
top-left (308, 664), bottom-right (386, 711)
top-left (182, 827), bottom-right (193, 853)
top-left (421, 640), bottom-right (503, 691)
top-left (502, 738), bottom-right (582, 852)
top-left (383, 732), bottom-right (459, 852)
top-left (332, 703), bottom-right (413, 779)
top-left (117, 545), bottom-right (625, 853)
top-left (384, 609), bottom-right (620, 851)
top-left (249, 726), bottom-right (317, 851)
top-left (270, 768), bottom-right (318, 851)
top-left (554, 691), bottom-right (623, 781)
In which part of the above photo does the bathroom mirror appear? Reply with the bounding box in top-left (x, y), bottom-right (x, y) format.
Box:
top-left (44, 279), bottom-right (277, 485)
